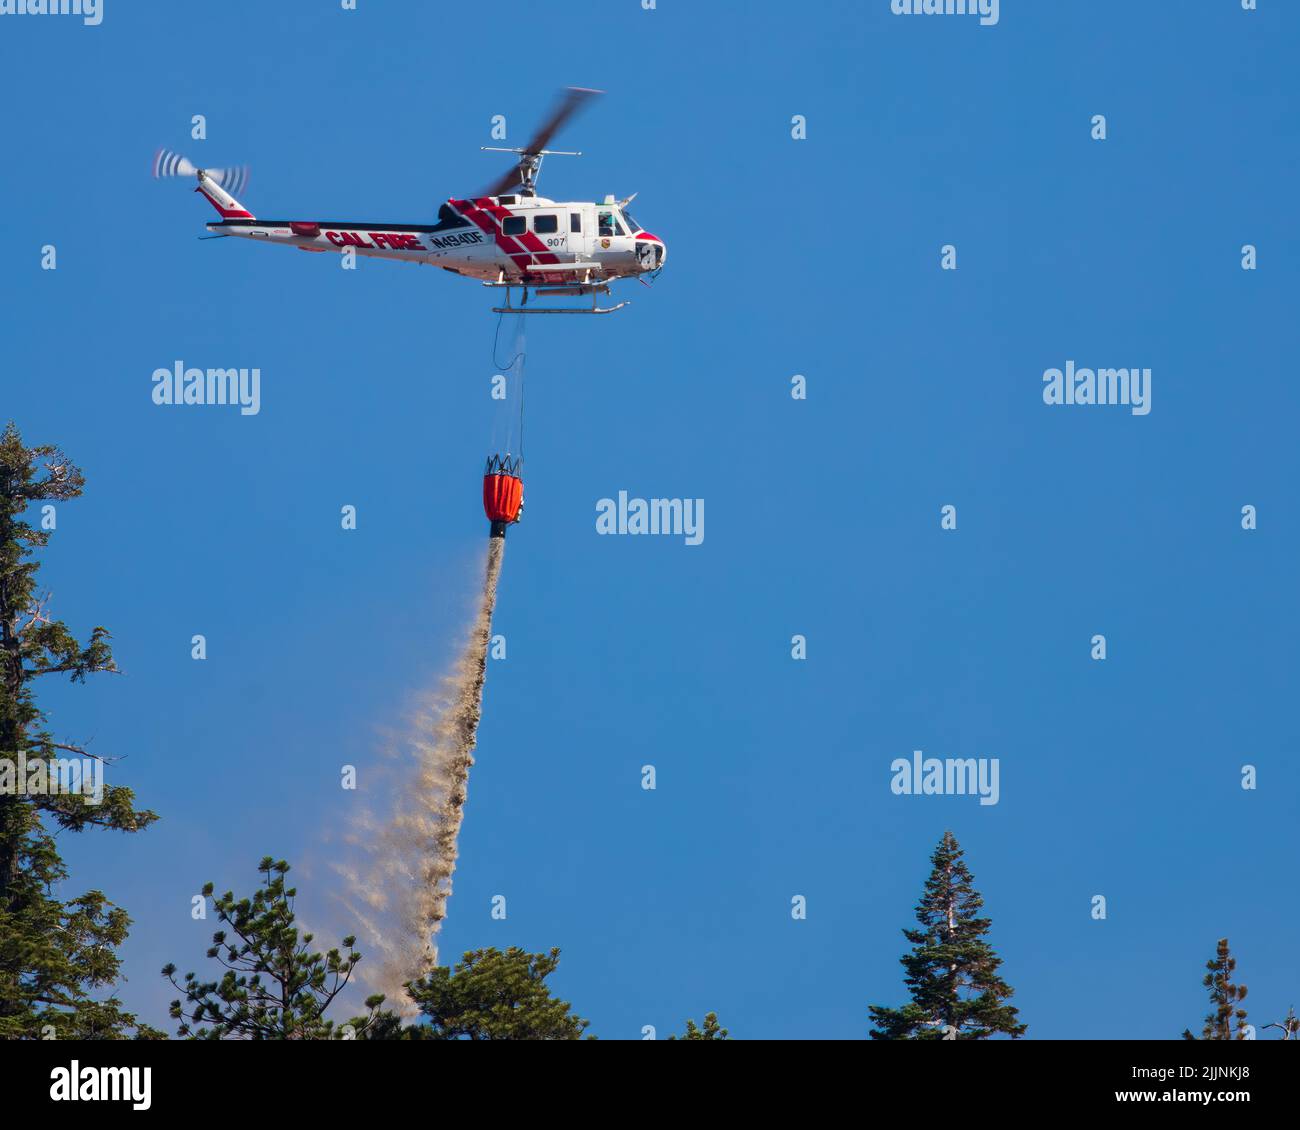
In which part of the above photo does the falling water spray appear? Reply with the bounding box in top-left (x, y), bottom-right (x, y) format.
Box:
top-left (419, 535), bottom-right (504, 947)
top-left (334, 537), bottom-right (505, 1011)
top-left (335, 317), bottom-right (526, 1012)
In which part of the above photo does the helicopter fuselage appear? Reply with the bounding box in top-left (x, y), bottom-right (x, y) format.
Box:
top-left (205, 194), bottom-right (666, 287)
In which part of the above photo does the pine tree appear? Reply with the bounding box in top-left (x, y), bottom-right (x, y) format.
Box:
top-left (340, 1006), bottom-right (411, 1040)
top-left (1182, 938), bottom-right (1249, 1040)
top-left (0, 422), bottom-right (159, 1039)
top-left (405, 947), bottom-right (591, 1039)
top-left (163, 857), bottom-right (384, 1039)
top-left (868, 830), bottom-right (1026, 1039)
top-left (669, 1012), bottom-right (729, 1040)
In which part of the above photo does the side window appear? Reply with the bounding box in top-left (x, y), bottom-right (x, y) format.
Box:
top-left (598, 211), bottom-right (615, 237)
top-left (570, 212), bottom-right (582, 233)
top-left (502, 216), bottom-right (526, 236)
top-left (534, 214), bottom-right (559, 235)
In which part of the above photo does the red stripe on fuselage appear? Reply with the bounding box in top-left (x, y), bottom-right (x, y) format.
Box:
top-left (475, 198), bottom-right (561, 266)
top-left (449, 198), bottom-right (562, 275)
top-left (451, 198), bottom-right (527, 265)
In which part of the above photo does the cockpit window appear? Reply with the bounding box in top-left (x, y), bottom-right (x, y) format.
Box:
top-left (598, 211), bottom-right (615, 237)
top-left (621, 210), bottom-right (641, 233)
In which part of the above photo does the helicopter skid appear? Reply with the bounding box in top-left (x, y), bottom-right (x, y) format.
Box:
top-left (491, 301), bottom-right (629, 315)
top-left (488, 280), bottom-right (628, 315)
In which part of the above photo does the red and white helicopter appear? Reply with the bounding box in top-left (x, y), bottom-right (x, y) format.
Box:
top-left (154, 88), bottom-right (665, 315)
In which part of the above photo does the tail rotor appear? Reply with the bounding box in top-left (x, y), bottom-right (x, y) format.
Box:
top-left (152, 147), bottom-right (250, 197)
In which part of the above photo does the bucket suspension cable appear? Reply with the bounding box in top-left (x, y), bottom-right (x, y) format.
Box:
top-left (484, 311), bottom-right (527, 538)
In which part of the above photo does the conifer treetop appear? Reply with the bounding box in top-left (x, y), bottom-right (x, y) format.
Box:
top-left (869, 830), bottom-right (1026, 1040)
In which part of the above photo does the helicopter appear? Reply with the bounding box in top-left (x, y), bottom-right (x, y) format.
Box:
top-left (154, 88), bottom-right (665, 315)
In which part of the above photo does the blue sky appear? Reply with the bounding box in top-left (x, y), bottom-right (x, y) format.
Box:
top-left (2, 0), bottom-right (1297, 1039)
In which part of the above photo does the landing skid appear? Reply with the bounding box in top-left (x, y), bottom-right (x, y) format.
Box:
top-left (486, 280), bottom-right (629, 316)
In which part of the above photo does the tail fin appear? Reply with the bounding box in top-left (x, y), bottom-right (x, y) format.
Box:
top-left (195, 169), bottom-right (254, 220)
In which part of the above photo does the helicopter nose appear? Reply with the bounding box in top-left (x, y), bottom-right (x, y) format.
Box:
top-left (635, 233), bottom-right (666, 272)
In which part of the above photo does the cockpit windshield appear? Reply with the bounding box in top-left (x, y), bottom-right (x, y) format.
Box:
top-left (620, 210), bottom-right (641, 234)
top-left (597, 209), bottom-right (638, 238)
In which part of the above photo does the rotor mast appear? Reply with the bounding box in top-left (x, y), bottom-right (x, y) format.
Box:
top-left (479, 147), bottom-right (581, 197)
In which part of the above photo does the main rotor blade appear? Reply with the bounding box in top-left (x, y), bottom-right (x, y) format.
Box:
top-left (478, 86), bottom-right (603, 198)
top-left (480, 164), bottom-right (525, 200)
top-left (522, 86), bottom-right (602, 158)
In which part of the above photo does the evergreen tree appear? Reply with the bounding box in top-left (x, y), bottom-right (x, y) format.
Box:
top-left (339, 1006), bottom-right (411, 1040)
top-left (669, 1012), bottom-right (729, 1040)
top-left (869, 830), bottom-right (1026, 1040)
top-left (1182, 938), bottom-right (1249, 1040)
top-left (405, 946), bottom-right (591, 1039)
top-left (163, 857), bottom-right (384, 1039)
top-left (0, 422), bottom-right (159, 1039)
